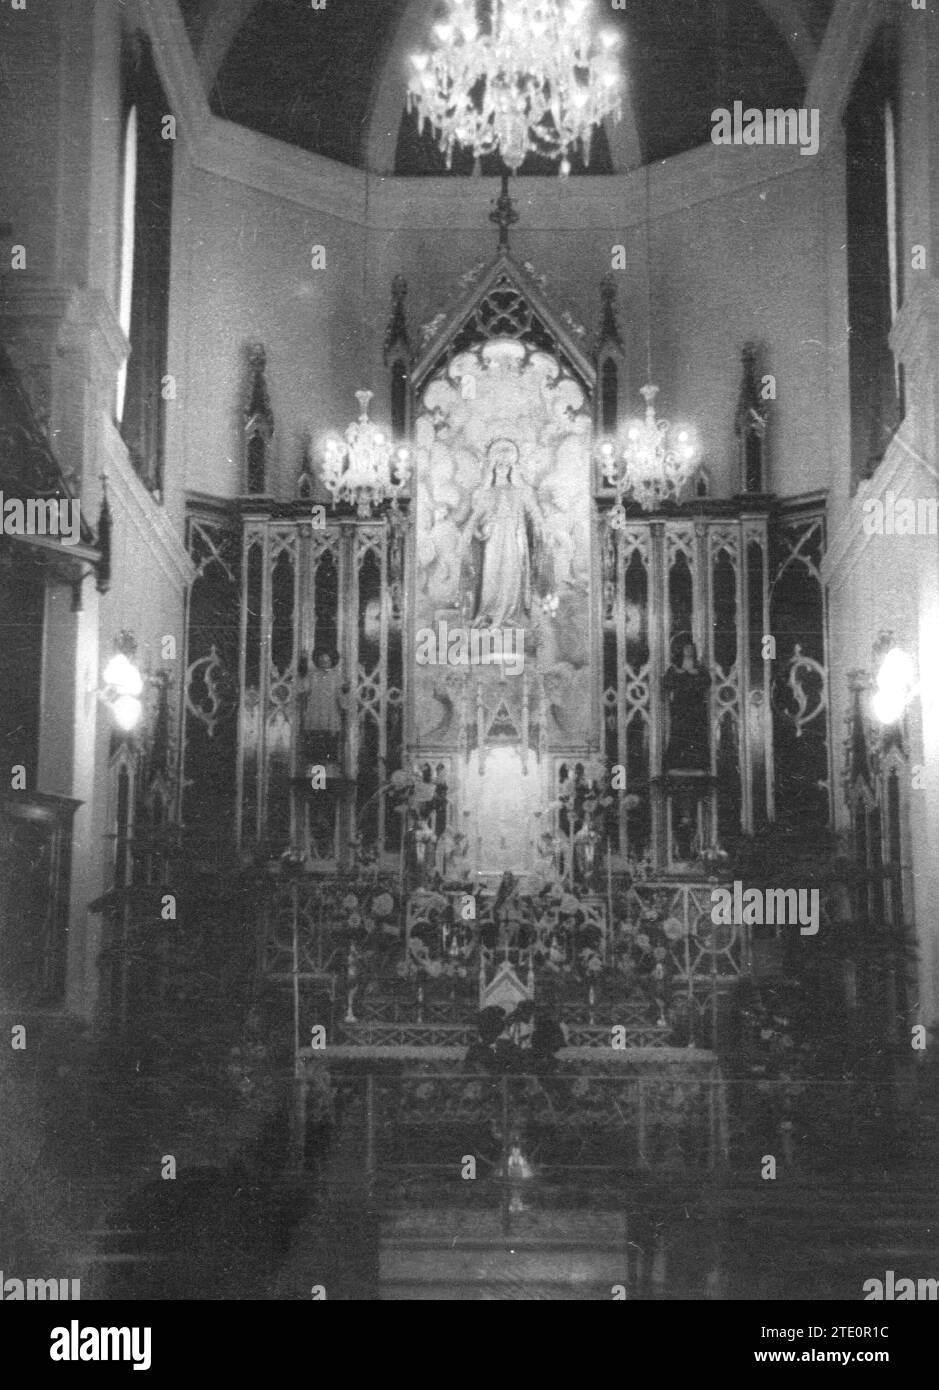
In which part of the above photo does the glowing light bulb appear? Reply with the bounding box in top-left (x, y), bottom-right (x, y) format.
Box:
top-left (113, 695), bottom-right (142, 731)
top-left (103, 653), bottom-right (143, 697)
top-left (878, 646), bottom-right (915, 690)
top-left (872, 688), bottom-right (905, 726)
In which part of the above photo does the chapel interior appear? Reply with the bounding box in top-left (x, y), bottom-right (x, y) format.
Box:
top-left (1, 0), bottom-right (939, 1301)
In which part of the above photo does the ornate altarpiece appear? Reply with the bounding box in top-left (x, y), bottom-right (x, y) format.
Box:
top-left (179, 244), bottom-right (831, 881)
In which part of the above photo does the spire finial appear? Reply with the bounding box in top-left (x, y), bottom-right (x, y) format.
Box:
top-left (596, 272), bottom-right (624, 354)
top-left (489, 171), bottom-right (519, 251)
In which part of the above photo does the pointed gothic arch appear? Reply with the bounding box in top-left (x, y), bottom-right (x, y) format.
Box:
top-left (411, 249), bottom-right (596, 397)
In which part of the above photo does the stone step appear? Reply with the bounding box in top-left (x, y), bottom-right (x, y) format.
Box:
top-left (381, 1281), bottom-right (609, 1300)
top-left (376, 1201), bottom-right (939, 1301)
top-left (381, 1243), bottom-right (626, 1289)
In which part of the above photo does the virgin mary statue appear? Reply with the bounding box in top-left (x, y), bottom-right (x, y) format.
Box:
top-left (462, 438), bottom-right (552, 629)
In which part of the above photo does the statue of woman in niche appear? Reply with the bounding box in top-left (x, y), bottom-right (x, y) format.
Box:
top-left (462, 438), bottom-right (552, 629)
top-left (297, 647), bottom-right (350, 766)
top-left (663, 639), bottom-right (711, 861)
top-left (663, 639), bottom-right (711, 772)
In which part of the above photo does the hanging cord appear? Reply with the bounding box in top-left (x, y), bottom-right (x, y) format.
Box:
top-left (362, 162), bottom-right (369, 321)
top-left (643, 160), bottom-right (653, 386)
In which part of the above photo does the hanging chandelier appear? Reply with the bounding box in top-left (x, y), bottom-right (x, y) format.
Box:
top-left (407, 0), bottom-right (622, 175)
top-left (321, 391), bottom-right (412, 517)
top-left (596, 384), bottom-right (698, 513)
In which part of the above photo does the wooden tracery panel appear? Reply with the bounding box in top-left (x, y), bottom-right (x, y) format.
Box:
top-left (236, 514), bottom-right (405, 869)
top-left (602, 513), bottom-right (773, 870)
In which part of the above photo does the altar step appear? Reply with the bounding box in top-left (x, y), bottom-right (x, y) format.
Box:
top-left (375, 1176), bottom-right (939, 1300)
top-left (379, 1210), bottom-right (629, 1301)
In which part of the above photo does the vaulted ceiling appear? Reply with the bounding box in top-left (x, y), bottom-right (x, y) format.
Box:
top-left (177, 0), bottom-right (834, 175)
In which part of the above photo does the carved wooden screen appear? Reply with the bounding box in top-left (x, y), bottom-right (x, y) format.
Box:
top-left (769, 507), bottom-right (830, 828)
top-left (181, 509), bottom-right (241, 862)
top-left (238, 519), bottom-right (298, 852)
top-left (237, 514), bottom-right (405, 868)
top-left (601, 512), bottom-right (772, 871)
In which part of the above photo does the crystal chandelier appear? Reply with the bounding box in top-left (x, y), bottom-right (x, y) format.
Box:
top-left (321, 391), bottom-right (412, 517)
top-left (596, 384), bottom-right (698, 513)
top-left (407, 0), bottom-right (622, 175)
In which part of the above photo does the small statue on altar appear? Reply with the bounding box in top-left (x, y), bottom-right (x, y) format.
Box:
top-left (434, 826), bottom-right (457, 881)
top-left (533, 831), bottom-right (560, 882)
top-left (499, 1132), bottom-right (535, 1213)
top-left (410, 817), bottom-right (437, 888)
top-left (297, 647), bottom-right (351, 766)
top-left (344, 940), bottom-right (360, 1024)
top-left (492, 871), bottom-right (520, 936)
top-left (546, 929), bottom-right (568, 970)
top-left (573, 820), bottom-right (601, 893)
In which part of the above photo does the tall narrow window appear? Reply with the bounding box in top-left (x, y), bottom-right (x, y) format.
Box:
top-left (116, 104), bottom-right (137, 424)
top-left (119, 36), bottom-right (173, 497)
top-left (884, 99), bottom-right (901, 325)
top-left (884, 98), bottom-right (905, 418)
top-left (845, 27), bottom-right (901, 486)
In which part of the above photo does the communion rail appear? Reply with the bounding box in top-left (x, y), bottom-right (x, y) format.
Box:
top-left (301, 1067), bottom-right (907, 1234)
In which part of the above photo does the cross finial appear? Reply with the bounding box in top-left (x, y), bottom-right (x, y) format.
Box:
top-left (489, 171), bottom-right (519, 251)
